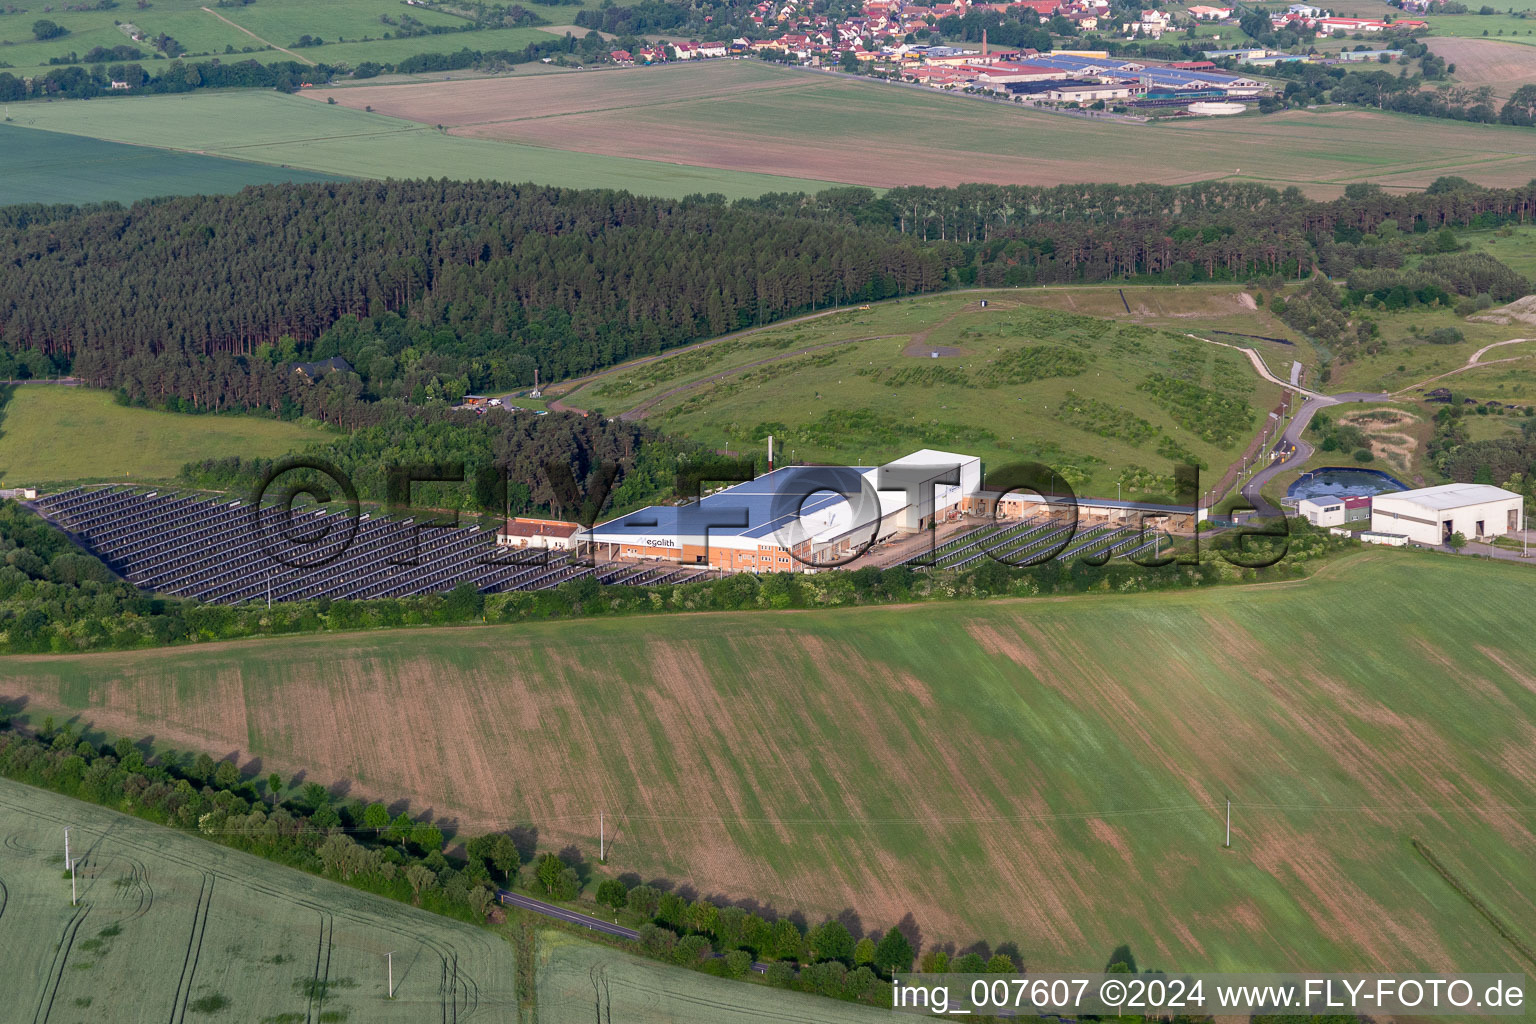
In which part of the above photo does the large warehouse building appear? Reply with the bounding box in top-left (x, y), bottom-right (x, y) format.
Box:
top-left (589, 449), bottom-right (982, 572)
top-left (1370, 483), bottom-right (1524, 546)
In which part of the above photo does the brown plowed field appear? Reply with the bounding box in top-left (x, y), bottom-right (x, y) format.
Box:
top-left (310, 60), bottom-right (1536, 192)
top-left (1429, 36), bottom-right (1536, 99)
top-left (7, 552), bottom-right (1536, 971)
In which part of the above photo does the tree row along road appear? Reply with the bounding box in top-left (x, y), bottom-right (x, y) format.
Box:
top-left (496, 888), bottom-right (771, 973)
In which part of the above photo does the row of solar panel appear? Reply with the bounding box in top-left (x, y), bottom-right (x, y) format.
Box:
top-left (32, 487), bottom-right (719, 604)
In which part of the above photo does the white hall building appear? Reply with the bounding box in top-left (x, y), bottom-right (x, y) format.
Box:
top-left (1370, 483), bottom-right (1524, 546)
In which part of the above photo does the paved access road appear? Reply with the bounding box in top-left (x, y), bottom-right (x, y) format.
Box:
top-left (496, 888), bottom-right (770, 972)
top-left (499, 888), bottom-right (639, 940)
top-left (1240, 390), bottom-right (1390, 515)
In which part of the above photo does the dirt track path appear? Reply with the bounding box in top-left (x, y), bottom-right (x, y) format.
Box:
top-left (1392, 336), bottom-right (1535, 396)
top-left (201, 6), bottom-right (317, 66)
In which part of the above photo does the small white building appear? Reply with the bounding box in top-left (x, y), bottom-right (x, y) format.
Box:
top-left (496, 517), bottom-right (584, 551)
top-left (1298, 493), bottom-right (1371, 528)
top-left (1370, 483), bottom-right (1524, 546)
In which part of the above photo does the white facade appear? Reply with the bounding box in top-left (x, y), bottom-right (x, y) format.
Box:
top-left (1299, 496), bottom-right (1347, 527)
top-left (1370, 484), bottom-right (1523, 546)
top-left (879, 448), bottom-right (983, 530)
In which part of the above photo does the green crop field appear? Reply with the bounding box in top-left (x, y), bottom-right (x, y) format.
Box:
top-left (0, 0), bottom-right (562, 78)
top-left (0, 777), bottom-right (519, 1022)
top-left (0, 385), bottom-right (331, 488)
top-left (0, 122), bottom-right (343, 206)
top-left (3, 91), bottom-right (840, 201)
top-left (6, 550), bottom-right (1536, 971)
top-left (560, 290), bottom-right (1284, 497)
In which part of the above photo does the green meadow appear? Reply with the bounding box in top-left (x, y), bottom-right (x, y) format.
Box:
top-left (563, 290), bottom-right (1284, 497)
top-left (0, 384), bottom-right (331, 488)
top-left (7, 550), bottom-right (1536, 971)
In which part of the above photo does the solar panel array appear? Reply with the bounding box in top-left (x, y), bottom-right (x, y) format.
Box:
top-left (33, 487), bottom-right (719, 605)
top-left (893, 517), bottom-right (1167, 568)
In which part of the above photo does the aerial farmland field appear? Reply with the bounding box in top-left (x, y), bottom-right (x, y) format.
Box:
top-left (3, 91), bottom-right (839, 200)
top-left (0, 777), bottom-right (519, 1023)
top-left (1427, 37), bottom-right (1536, 100)
top-left (6, 550), bottom-right (1535, 972)
top-left (311, 60), bottom-right (1536, 193)
top-left (0, 123), bottom-right (342, 207)
top-left (0, 0), bottom-right (559, 79)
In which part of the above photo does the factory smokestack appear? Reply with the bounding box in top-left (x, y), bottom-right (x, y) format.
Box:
top-left (768, 434), bottom-right (774, 472)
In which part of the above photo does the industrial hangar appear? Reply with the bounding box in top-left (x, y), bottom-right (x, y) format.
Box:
top-left (588, 449), bottom-right (983, 571)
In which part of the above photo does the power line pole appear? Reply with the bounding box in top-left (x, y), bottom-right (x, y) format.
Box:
top-left (64, 827), bottom-right (71, 873)
top-left (599, 811), bottom-right (604, 863)
top-left (70, 855), bottom-right (77, 906)
top-left (386, 951), bottom-right (396, 999)
top-left (1225, 799), bottom-right (1231, 849)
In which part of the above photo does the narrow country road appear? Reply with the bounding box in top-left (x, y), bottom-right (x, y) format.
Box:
top-left (1240, 390), bottom-right (1389, 515)
top-left (1182, 333), bottom-right (1390, 515)
top-left (1391, 336), bottom-right (1535, 396)
top-left (496, 888), bottom-right (770, 973)
top-left (498, 888), bottom-right (639, 940)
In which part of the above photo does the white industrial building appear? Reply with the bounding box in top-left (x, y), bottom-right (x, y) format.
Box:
top-left (587, 449), bottom-right (983, 572)
top-left (1369, 483), bottom-right (1524, 546)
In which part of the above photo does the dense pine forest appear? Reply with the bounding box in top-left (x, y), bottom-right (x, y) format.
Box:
top-left (3, 177), bottom-right (1532, 406)
top-left (0, 182), bottom-right (945, 402)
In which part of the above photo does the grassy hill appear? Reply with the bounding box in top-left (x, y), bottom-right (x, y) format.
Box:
top-left (562, 291), bottom-right (1286, 497)
top-left (0, 384), bottom-right (331, 488)
top-left (6, 549), bottom-right (1535, 972)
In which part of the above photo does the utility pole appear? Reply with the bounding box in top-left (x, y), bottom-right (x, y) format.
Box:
top-left (386, 951), bottom-right (396, 999)
top-left (599, 811), bottom-right (605, 862)
top-left (64, 827), bottom-right (71, 873)
top-left (70, 855), bottom-right (77, 906)
top-left (1225, 799), bottom-right (1231, 849)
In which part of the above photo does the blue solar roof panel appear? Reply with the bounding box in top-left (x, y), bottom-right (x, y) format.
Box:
top-left (596, 467), bottom-right (875, 543)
